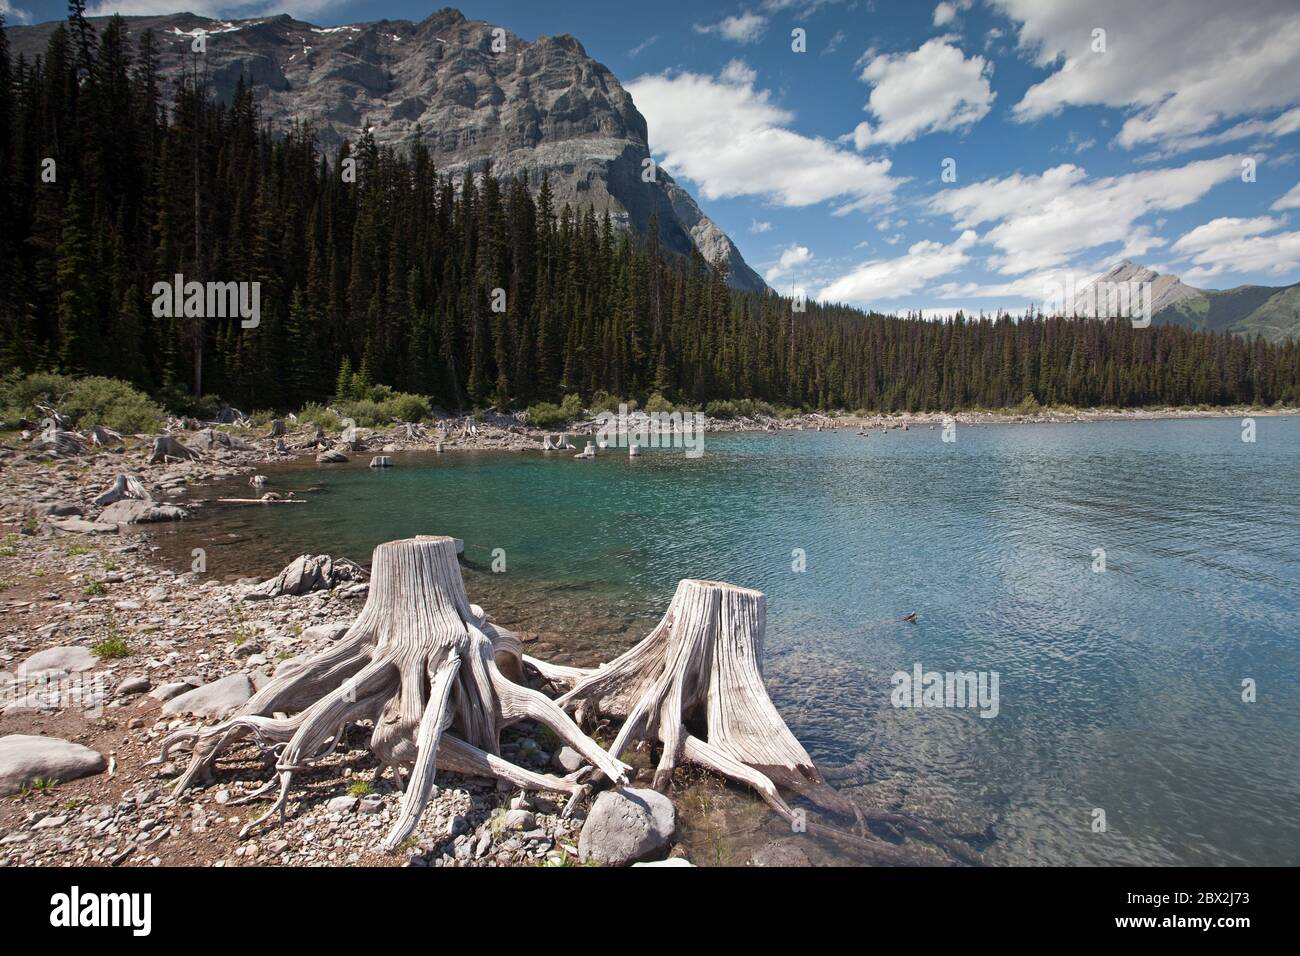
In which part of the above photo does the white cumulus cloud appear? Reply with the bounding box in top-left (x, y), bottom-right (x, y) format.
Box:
top-left (1171, 215), bottom-right (1300, 283)
top-left (850, 40), bottom-right (995, 148)
top-left (628, 61), bottom-right (903, 212)
top-left (765, 244), bottom-right (814, 283)
top-left (694, 12), bottom-right (768, 44)
top-left (992, 0), bottom-right (1300, 151)
top-left (927, 155), bottom-right (1247, 275)
top-left (1270, 182), bottom-right (1300, 211)
top-left (818, 230), bottom-right (978, 305)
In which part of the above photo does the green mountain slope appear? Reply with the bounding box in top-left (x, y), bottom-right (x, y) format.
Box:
top-left (1156, 282), bottom-right (1300, 342)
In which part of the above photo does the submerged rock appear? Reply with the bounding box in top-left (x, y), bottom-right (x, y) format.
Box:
top-left (748, 839), bottom-right (812, 867)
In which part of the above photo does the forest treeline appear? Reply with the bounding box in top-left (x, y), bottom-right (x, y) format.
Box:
top-left (2, 10), bottom-right (1298, 415)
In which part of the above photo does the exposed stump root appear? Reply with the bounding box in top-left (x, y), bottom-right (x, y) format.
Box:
top-left (157, 535), bottom-right (629, 851)
top-left (541, 579), bottom-right (977, 865)
top-left (543, 581), bottom-right (845, 820)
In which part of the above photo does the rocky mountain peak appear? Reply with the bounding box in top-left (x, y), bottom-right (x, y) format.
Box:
top-left (6, 9), bottom-right (766, 291)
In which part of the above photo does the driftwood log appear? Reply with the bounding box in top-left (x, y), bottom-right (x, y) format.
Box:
top-left (148, 435), bottom-right (199, 463)
top-left (158, 536), bottom-right (629, 850)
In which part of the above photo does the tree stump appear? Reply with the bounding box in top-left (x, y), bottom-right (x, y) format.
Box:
top-left (548, 579), bottom-right (847, 823)
top-left (537, 579), bottom-right (979, 864)
top-left (32, 428), bottom-right (85, 458)
top-left (88, 424), bottom-right (123, 446)
top-left (93, 473), bottom-right (152, 506)
top-left (147, 435), bottom-right (199, 463)
top-left (158, 536), bottom-right (628, 851)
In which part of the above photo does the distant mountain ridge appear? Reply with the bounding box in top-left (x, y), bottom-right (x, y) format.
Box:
top-left (1075, 261), bottom-right (1300, 343)
top-left (7, 8), bottom-right (768, 292)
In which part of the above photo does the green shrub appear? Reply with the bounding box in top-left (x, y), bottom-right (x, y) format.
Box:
top-left (527, 393), bottom-right (585, 429)
top-left (643, 392), bottom-right (677, 415)
top-left (703, 398), bottom-right (783, 420)
top-left (333, 390), bottom-right (432, 428)
top-left (335, 399), bottom-right (385, 427)
top-left (298, 403), bottom-right (340, 431)
top-left (589, 391), bottom-right (636, 414)
top-left (0, 372), bottom-right (164, 433)
top-left (526, 402), bottom-right (564, 429)
top-left (385, 392), bottom-right (430, 423)
top-left (1014, 394), bottom-right (1042, 415)
top-left (92, 635), bottom-right (131, 659)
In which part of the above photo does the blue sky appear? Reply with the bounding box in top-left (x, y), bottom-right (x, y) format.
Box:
top-left (10, 0), bottom-right (1300, 314)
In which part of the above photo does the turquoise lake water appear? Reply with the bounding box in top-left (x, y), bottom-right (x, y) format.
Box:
top-left (156, 417), bottom-right (1300, 865)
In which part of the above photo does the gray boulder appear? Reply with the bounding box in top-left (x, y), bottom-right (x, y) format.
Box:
top-left (302, 622), bottom-right (352, 643)
top-left (114, 675), bottom-right (151, 696)
top-left (17, 645), bottom-right (99, 676)
top-left (0, 735), bottom-right (107, 795)
top-left (98, 499), bottom-right (188, 524)
top-left (149, 680), bottom-right (198, 702)
top-left (578, 787), bottom-right (675, 866)
top-left (161, 673), bottom-right (254, 718)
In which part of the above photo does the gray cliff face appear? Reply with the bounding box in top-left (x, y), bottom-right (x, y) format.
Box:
top-left (9, 8), bottom-right (767, 292)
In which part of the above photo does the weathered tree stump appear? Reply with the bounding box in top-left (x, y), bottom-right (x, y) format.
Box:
top-left (32, 428), bottom-right (85, 458)
top-left (158, 536), bottom-right (628, 850)
top-left (268, 419), bottom-right (287, 437)
top-left (534, 579), bottom-right (978, 864)
top-left (543, 580), bottom-right (846, 823)
top-left (93, 473), bottom-right (152, 507)
top-left (88, 424), bottom-right (124, 446)
top-left (147, 435), bottom-right (199, 463)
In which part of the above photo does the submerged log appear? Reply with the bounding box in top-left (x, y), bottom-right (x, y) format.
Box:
top-left (158, 536), bottom-right (629, 850)
top-left (147, 435), bottom-right (199, 463)
top-left (218, 497), bottom-right (306, 505)
top-left (93, 473), bottom-right (152, 507)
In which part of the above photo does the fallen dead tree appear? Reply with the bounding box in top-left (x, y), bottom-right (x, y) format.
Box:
top-left (157, 536), bottom-right (629, 850)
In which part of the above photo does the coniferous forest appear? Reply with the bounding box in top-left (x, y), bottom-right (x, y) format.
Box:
top-left (2, 11), bottom-right (1298, 415)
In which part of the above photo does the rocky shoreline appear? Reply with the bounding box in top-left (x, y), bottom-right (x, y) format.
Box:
top-left (0, 404), bottom-right (1293, 868)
